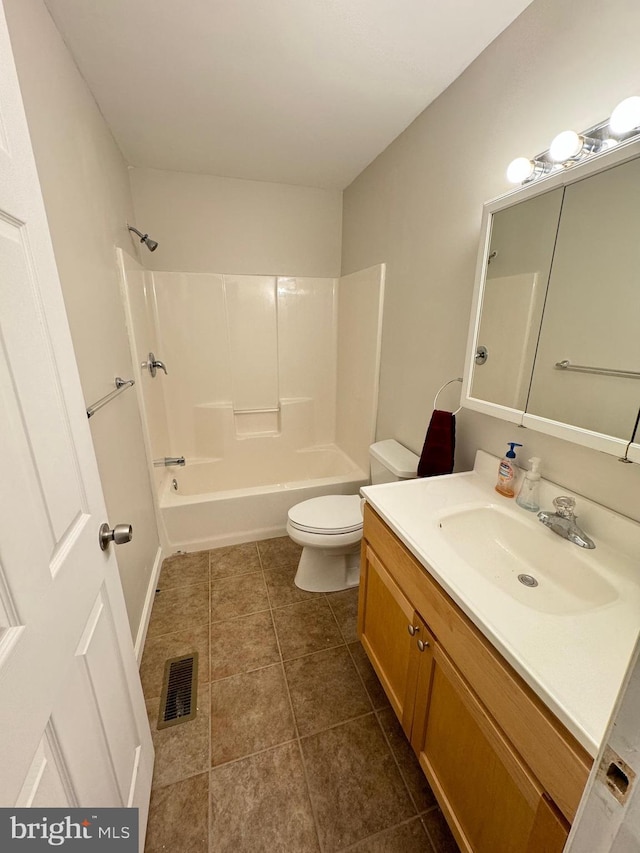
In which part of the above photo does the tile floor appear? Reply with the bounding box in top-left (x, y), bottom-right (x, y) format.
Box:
top-left (141, 537), bottom-right (460, 853)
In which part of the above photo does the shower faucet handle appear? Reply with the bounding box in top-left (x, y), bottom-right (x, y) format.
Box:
top-left (146, 352), bottom-right (168, 378)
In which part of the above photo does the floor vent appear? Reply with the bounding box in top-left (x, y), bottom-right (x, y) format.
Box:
top-left (157, 653), bottom-right (198, 730)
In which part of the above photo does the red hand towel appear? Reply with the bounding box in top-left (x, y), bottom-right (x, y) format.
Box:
top-left (417, 409), bottom-right (456, 477)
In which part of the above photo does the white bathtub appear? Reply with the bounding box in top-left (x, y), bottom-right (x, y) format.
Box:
top-left (157, 445), bottom-right (368, 552)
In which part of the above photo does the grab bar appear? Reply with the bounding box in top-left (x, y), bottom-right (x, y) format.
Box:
top-left (233, 406), bottom-right (280, 414)
top-left (86, 377), bottom-right (135, 419)
top-left (554, 360), bottom-right (640, 380)
top-left (153, 457), bottom-right (186, 467)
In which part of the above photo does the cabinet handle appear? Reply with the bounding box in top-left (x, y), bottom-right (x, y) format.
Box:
top-left (417, 639), bottom-right (430, 652)
top-left (407, 624), bottom-right (418, 636)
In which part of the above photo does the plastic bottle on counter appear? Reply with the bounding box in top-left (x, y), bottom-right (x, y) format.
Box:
top-left (516, 457), bottom-right (542, 512)
top-left (495, 442), bottom-right (522, 497)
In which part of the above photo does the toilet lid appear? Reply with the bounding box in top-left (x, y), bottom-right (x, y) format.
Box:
top-left (288, 494), bottom-right (363, 534)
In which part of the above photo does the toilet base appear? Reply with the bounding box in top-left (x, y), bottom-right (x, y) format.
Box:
top-left (293, 544), bottom-right (361, 593)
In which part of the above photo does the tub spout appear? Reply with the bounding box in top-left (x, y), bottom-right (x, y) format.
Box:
top-left (154, 456), bottom-right (186, 467)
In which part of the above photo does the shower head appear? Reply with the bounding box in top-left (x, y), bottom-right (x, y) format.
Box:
top-left (128, 224), bottom-right (158, 252)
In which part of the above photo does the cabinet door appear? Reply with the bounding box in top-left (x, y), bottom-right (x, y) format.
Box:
top-left (358, 544), bottom-right (421, 731)
top-left (416, 646), bottom-right (568, 853)
top-left (408, 614), bottom-right (436, 753)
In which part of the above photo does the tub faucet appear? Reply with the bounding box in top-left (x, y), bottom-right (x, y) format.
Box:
top-left (154, 456), bottom-right (186, 467)
top-left (537, 496), bottom-right (595, 549)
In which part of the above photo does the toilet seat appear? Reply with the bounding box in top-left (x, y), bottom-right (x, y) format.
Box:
top-left (287, 494), bottom-right (363, 535)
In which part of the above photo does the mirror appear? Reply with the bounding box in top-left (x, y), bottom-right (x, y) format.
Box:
top-left (526, 156), bottom-right (640, 439)
top-left (464, 139), bottom-right (640, 458)
top-left (470, 187), bottom-right (563, 411)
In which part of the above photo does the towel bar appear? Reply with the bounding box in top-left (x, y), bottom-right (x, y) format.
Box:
top-left (554, 360), bottom-right (640, 380)
top-left (87, 377), bottom-right (135, 419)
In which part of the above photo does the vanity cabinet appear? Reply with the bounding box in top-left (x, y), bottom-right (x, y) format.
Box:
top-left (358, 503), bottom-right (592, 853)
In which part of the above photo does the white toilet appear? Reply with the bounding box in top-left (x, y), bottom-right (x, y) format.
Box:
top-left (287, 440), bottom-right (420, 592)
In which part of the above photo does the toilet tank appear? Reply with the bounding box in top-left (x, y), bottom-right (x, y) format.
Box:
top-left (369, 440), bottom-right (419, 485)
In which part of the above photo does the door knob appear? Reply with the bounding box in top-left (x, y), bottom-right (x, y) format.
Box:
top-left (417, 639), bottom-right (430, 652)
top-left (99, 522), bottom-right (133, 551)
top-left (407, 624), bottom-right (418, 636)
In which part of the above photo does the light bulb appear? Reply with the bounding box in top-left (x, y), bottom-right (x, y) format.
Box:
top-left (549, 130), bottom-right (583, 162)
top-left (599, 137), bottom-right (618, 152)
top-left (610, 96), bottom-right (640, 134)
top-left (506, 157), bottom-right (535, 184)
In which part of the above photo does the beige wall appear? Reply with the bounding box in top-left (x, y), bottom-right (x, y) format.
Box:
top-left (130, 167), bottom-right (343, 277)
top-left (4, 0), bottom-right (160, 640)
top-left (342, 0), bottom-right (640, 520)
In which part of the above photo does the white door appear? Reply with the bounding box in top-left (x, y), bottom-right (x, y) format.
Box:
top-left (0, 1), bottom-right (153, 842)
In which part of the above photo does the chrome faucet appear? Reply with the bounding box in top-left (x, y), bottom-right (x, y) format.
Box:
top-left (537, 496), bottom-right (595, 549)
top-left (154, 456), bottom-right (186, 468)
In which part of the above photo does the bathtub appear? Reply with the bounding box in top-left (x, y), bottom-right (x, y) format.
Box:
top-left (157, 445), bottom-right (368, 552)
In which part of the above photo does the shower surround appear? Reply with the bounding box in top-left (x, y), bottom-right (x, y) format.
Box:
top-left (119, 251), bottom-right (384, 551)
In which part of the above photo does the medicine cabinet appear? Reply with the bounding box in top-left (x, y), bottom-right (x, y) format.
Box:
top-left (463, 137), bottom-right (640, 461)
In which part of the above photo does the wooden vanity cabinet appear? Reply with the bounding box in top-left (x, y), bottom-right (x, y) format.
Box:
top-left (358, 504), bottom-right (591, 853)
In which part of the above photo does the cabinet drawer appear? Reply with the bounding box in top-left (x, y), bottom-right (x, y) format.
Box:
top-left (363, 504), bottom-right (591, 821)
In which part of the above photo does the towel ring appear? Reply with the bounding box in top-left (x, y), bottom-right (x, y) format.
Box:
top-left (433, 377), bottom-right (463, 415)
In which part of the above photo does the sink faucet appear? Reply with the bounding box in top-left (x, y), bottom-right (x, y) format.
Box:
top-left (537, 496), bottom-right (595, 549)
top-left (154, 456), bottom-right (186, 467)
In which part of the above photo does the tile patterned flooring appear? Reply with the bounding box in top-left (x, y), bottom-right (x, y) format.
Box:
top-left (141, 537), bottom-right (460, 853)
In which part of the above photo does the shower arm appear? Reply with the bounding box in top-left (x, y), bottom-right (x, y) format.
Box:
top-left (127, 223), bottom-right (158, 251)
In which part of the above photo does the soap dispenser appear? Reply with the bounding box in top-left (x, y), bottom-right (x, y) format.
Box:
top-left (495, 442), bottom-right (522, 497)
top-left (516, 457), bottom-right (541, 512)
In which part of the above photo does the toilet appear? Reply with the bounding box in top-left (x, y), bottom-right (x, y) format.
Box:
top-left (287, 440), bottom-right (420, 592)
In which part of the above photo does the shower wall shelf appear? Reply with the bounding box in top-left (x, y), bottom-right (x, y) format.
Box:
top-left (233, 405), bottom-right (281, 414)
top-left (86, 377), bottom-right (135, 419)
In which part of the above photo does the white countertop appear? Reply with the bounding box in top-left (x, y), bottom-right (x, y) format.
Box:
top-left (361, 450), bottom-right (640, 756)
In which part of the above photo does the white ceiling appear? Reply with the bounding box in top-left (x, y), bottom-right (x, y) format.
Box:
top-left (44, 0), bottom-right (533, 189)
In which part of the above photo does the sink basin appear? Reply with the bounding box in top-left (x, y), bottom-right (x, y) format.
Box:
top-left (436, 505), bottom-right (618, 614)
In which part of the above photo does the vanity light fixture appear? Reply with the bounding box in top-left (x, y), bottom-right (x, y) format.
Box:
top-left (610, 96), bottom-right (640, 135)
top-left (506, 94), bottom-right (640, 185)
top-left (506, 157), bottom-right (551, 184)
top-left (549, 130), bottom-right (599, 163)
top-left (549, 130), bottom-right (581, 162)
